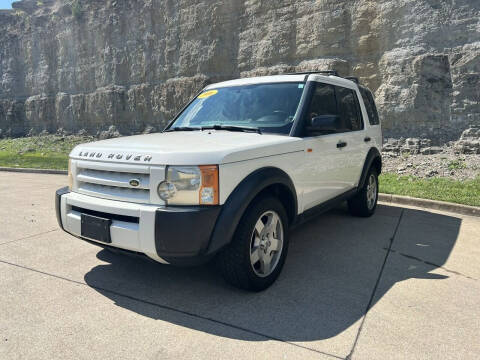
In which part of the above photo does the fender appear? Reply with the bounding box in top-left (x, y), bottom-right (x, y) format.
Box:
top-left (358, 147), bottom-right (382, 190)
top-left (206, 167), bottom-right (298, 255)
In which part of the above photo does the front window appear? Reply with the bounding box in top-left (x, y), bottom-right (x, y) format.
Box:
top-left (169, 82), bottom-right (306, 135)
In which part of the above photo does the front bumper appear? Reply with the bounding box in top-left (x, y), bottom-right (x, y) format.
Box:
top-left (55, 187), bottom-right (221, 265)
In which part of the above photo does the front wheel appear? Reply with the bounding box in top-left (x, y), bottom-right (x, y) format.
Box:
top-left (216, 197), bottom-right (289, 291)
top-left (348, 167), bottom-right (378, 217)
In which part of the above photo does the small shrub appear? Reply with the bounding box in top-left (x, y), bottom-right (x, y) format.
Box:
top-left (401, 150), bottom-right (411, 159)
top-left (448, 160), bottom-right (466, 170)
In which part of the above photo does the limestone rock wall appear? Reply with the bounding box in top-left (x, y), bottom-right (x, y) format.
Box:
top-left (0, 0), bottom-right (479, 142)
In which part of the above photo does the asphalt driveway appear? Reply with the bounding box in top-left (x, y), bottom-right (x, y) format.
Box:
top-left (1, 172), bottom-right (479, 359)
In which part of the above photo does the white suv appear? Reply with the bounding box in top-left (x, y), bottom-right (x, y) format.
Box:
top-left (56, 71), bottom-right (382, 291)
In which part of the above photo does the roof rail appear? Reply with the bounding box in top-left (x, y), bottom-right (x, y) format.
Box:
top-left (285, 70), bottom-right (339, 77)
top-left (282, 70), bottom-right (362, 84)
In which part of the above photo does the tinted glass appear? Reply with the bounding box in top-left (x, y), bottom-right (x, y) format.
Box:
top-left (307, 83), bottom-right (337, 119)
top-left (336, 86), bottom-right (363, 131)
top-left (171, 82), bottom-right (305, 134)
top-left (353, 93), bottom-right (364, 131)
top-left (360, 87), bottom-right (379, 125)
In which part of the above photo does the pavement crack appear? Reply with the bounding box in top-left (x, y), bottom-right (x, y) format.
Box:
top-left (385, 248), bottom-right (478, 281)
top-left (0, 229), bottom-right (58, 246)
top-left (346, 209), bottom-right (404, 360)
top-left (0, 258), bottom-right (343, 360)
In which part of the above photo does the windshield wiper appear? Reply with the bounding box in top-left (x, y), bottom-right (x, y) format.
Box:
top-left (201, 125), bottom-right (262, 134)
top-left (164, 126), bottom-right (200, 132)
top-left (165, 125), bottom-right (262, 134)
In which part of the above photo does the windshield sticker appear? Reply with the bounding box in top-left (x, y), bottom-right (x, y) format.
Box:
top-left (298, 84), bottom-right (304, 88)
top-left (198, 89), bottom-right (218, 99)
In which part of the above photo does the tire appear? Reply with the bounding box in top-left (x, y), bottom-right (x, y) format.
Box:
top-left (216, 196), bottom-right (289, 291)
top-left (348, 167), bottom-right (378, 217)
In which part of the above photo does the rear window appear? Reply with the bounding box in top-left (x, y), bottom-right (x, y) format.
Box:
top-left (360, 87), bottom-right (380, 125)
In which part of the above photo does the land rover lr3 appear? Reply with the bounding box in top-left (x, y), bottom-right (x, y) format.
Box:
top-left (56, 71), bottom-right (382, 291)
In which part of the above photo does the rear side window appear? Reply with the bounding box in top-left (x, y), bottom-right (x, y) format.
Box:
top-left (360, 87), bottom-right (380, 125)
top-left (335, 86), bottom-right (364, 131)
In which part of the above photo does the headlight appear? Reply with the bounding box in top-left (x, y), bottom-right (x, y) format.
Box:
top-left (68, 159), bottom-right (73, 190)
top-left (157, 181), bottom-right (177, 200)
top-left (158, 165), bottom-right (219, 205)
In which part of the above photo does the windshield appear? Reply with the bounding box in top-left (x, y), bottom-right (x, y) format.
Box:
top-left (169, 82), bottom-right (305, 135)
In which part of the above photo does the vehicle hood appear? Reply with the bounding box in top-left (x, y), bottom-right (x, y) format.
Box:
top-left (70, 130), bottom-right (303, 165)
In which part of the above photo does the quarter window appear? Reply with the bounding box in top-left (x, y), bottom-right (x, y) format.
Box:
top-left (360, 87), bottom-right (380, 125)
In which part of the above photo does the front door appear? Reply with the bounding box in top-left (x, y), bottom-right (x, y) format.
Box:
top-left (298, 82), bottom-right (365, 211)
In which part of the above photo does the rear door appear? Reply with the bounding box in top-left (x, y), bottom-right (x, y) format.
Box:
top-left (334, 85), bottom-right (367, 187)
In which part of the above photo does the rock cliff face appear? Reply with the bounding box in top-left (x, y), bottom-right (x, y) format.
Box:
top-left (0, 0), bottom-right (479, 143)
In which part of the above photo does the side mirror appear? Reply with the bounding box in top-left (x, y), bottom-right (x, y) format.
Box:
top-left (306, 114), bottom-right (341, 134)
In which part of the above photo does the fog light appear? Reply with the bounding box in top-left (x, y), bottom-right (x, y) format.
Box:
top-left (157, 181), bottom-right (176, 200)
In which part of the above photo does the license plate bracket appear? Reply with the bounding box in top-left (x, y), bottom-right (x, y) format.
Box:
top-left (81, 214), bottom-right (112, 243)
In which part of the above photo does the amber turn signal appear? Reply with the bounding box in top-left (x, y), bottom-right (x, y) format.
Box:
top-left (199, 165), bottom-right (219, 205)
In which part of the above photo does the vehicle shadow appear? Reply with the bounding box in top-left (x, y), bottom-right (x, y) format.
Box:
top-left (84, 204), bottom-right (461, 342)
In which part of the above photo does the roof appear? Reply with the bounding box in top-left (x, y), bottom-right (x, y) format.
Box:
top-left (205, 74), bottom-right (306, 89)
top-left (205, 73), bottom-right (358, 90)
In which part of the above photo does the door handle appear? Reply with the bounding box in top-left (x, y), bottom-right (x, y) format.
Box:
top-left (364, 137), bottom-right (371, 142)
top-left (336, 141), bottom-right (347, 148)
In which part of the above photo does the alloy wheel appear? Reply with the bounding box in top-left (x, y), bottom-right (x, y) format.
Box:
top-left (249, 210), bottom-right (284, 277)
top-left (366, 173), bottom-right (377, 210)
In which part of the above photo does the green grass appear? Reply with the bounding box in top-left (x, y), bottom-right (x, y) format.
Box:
top-left (0, 135), bottom-right (93, 170)
top-left (0, 151), bottom-right (69, 170)
top-left (379, 173), bottom-right (480, 207)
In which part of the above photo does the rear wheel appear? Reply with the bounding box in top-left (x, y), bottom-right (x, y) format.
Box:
top-left (216, 197), bottom-right (289, 291)
top-left (348, 167), bottom-right (378, 217)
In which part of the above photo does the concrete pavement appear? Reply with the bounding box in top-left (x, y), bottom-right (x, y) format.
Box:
top-left (0, 172), bottom-right (479, 359)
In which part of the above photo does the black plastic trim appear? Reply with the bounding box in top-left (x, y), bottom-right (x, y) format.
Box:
top-left (294, 188), bottom-right (357, 227)
top-left (206, 167), bottom-right (298, 255)
top-left (358, 147), bottom-right (382, 189)
top-left (161, 253), bottom-right (216, 267)
top-left (81, 214), bottom-right (112, 243)
top-left (286, 70), bottom-right (339, 77)
top-left (154, 206), bottom-right (222, 257)
top-left (55, 186), bottom-right (70, 230)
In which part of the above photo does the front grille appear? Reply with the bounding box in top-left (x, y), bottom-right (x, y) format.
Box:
top-left (75, 165), bottom-right (151, 204)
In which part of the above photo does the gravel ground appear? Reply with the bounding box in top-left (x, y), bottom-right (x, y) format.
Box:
top-left (382, 146), bottom-right (480, 180)
top-left (382, 127), bottom-right (480, 180)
